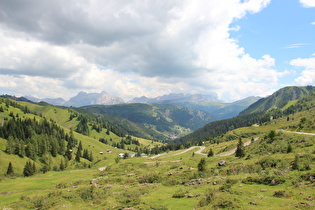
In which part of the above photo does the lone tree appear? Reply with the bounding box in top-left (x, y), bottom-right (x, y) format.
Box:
top-left (198, 158), bottom-right (206, 172)
top-left (235, 137), bottom-right (245, 158)
top-left (23, 161), bottom-right (36, 177)
top-left (207, 148), bottom-right (214, 157)
top-left (6, 162), bottom-right (14, 176)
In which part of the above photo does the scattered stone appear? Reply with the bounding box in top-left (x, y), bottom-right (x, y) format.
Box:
top-left (0, 191), bottom-right (12, 196)
top-left (90, 179), bottom-right (99, 185)
top-left (270, 179), bottom-right (277, 186)
top-left (187, 194), bottom-right (194, 198)
top-left (213, 181), bottom-right (217, 185)
top-left (260, 189), bottom-right (267, 192)
top-left (106, 185), bottom-right (112, 189)
top-left (298, 202), bottom-right (315, 207)
top-left (168, 172), bottom-right (173, 176)
top-left (239, 184), bottom-right (243, 187)
top-left (127, 173), bottom-right (135, 177)
top-left (305, 196), bottom-right (313, 201)
top-left (249, 202), bottom-right (257, 205)
top-left (218, 160), bottom-right (226, 166)
top-left (98, 167), bottom-right (107, 171)
top-left (187, 178), bottom-right (206, 186)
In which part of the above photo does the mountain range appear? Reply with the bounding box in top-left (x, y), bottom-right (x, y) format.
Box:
top-left (25, 91), bottom-right (125, 107)
top-left (24, 92), bottom-right (260, 121)
top-left (177, 85), bottom-right (315, 144)
top-left (76, 103), bottom-right (216, 140)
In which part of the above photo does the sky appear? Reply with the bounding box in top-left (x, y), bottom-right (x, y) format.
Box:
top-left (0, 0), bottom-right (314, 102)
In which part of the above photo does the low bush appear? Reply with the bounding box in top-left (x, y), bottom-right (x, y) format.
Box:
top-left (137, 172), bottom-right (161, 183)
top-left (243, 175), bottom-right (286, 185)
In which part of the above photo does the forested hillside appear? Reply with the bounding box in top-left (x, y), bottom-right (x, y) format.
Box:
top-left (240, 86), bottom-right (315, 115)
top-left (2, 89), bottom-right (315, 209)
top-left (0, 97), bottom-right (164, 176)
top-left (176, 90), bottom-right (315, 145)
top-left (77, 103), bottom-right (215, 140)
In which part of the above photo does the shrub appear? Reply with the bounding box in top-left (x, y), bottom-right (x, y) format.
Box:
top-left (198, 189), bottom-right (216, 207)
top-left (273, 190), bottom-right (291, 198)
top-left (76, 186), bottom-right (95, 201)
top-left (212, 198), bottom-right (240, 209)
top-left (137, 172), bottom-right (161, 183)
top-left (243, 175), bottom-right (286, 185)
top-left (172, 189), bottom-right (188, 198)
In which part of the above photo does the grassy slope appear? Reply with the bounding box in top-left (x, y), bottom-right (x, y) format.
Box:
top-left (1, 96), bottom-right (315, 209)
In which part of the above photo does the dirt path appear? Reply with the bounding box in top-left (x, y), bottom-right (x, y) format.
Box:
top-left (149, 146), bottom-right (204, 159)
top-left (278, 129), bottom-right (315, 136)
top-left (215, 137), bottom-right (258, 157)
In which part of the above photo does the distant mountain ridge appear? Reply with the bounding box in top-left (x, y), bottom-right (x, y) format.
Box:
top-left (25, 91), bottom-right (125, 107)
top-left (131, 93), bottom-right (260, 120)
top-left (130, 93), bottom-right (221, 104)
top-left (177, 85), bottom-right (315, 144)
top-left (24, 91), bottom-right (259, 119)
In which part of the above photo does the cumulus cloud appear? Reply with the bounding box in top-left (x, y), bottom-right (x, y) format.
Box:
top-left (291, 57), bottom-right (315, 69)
top-left (300, 0), bottom-right (315, 7)
top-left (291, 57), bottom-right (315, 85)
top-left (0, 0), bottom-right (281, 102)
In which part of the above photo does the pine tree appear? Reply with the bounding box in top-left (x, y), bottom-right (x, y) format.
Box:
top-left (207, 148), bottom-right (214, 157)
top-left (78, 141), bottom-right (83, 151)
top-left (23, 161), bottom-right (34, 177)
top-left (6, 162), bottom-right (14, 176)
top-left (198, 158), bottom-right (206, 172)
top-left (235, 138), bottom-right (245, 158)
top-left (89, 151), bottom-right (93, 162)
top-left (75, 148), bottom-right (81, 162)
top-left (60, 160), bottom-right (65, 171)
top-left (287, 144), bottom-right (293, 153)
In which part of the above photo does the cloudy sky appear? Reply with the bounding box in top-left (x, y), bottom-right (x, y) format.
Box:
top-left (0, 0), bottom-right (314, 102)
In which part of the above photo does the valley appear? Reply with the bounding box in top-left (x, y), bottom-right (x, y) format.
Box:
top-left (0, 86), bottom-right (315, 209)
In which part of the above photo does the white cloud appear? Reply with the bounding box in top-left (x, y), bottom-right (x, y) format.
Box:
top-left (295, 70), bottom-right (315, 85)
top-left (284, 43), bottom-right (307, 49)
top-left (0, 0), bottom-right (280, 102)
top-left (300, 0), bottom-right (315, 7)
top-left (291, 57), bottom-right (315, 69)
top-left (291, 57), bottom-right (315, 86)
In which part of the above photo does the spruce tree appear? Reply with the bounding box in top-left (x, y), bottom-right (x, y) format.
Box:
top-left (6, 162), bottom-right (14, 176)
top-left (235, 137), bottom-right (245, 158)
top-left (207, 148), bottom-right (214, 157)
top-left (23, 161), bottom-right (33, 177)
top-left (60, 160), bottom-right (65, 171)
top-left (287, 144), bottom-right (293, 153)
top-left (198, 158), bottom-right (206, 172)
top-left (75, 148), bottom-right (81, 162)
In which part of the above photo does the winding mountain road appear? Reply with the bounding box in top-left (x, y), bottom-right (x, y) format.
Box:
top-left (148, 137), bottom-right (259, 159)
top-left (278, 129), bottom-right (315, 136)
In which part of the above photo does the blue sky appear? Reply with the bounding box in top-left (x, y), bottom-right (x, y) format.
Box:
top-left (232, 0), bottom-right (315, 87)
top-left (0, 0), bottom-right (314, 102)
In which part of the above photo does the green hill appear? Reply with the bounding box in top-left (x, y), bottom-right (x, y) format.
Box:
top-left (240, 86), bottom-right (315, 115)
top-left (2, 88), bottom-right (315, 209)
top-left (1, 91), bottom-right (315, 209)
top-left (0, 97), bottom-right (162, 176)
top-left (76, 103), bottom-right (215, 140)
top-left (177, 86), bottom-right (315, 145)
